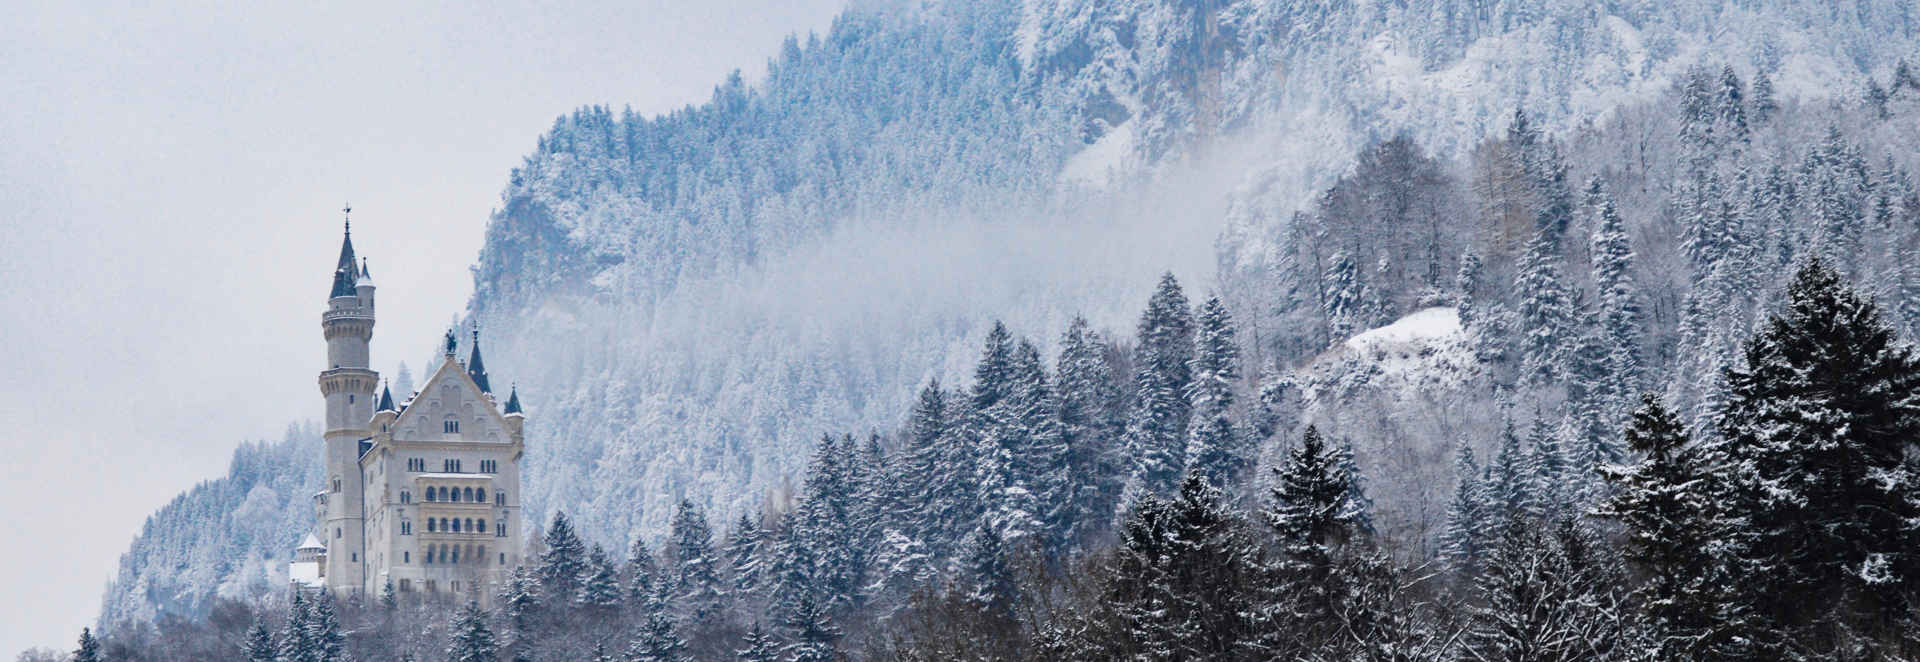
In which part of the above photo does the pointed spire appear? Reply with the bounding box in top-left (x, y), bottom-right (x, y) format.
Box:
top-left (468, 325), bottom-right (492, 394)
top-left (329, 205), bottom-right (358, 298)
top-left (377, 380), bottom-right (396, 412)
top-left (504, 384), bottom-right (523, 415)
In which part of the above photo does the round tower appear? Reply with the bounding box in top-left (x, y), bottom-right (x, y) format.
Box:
top-left (317, 211), bottom-right (378, 596)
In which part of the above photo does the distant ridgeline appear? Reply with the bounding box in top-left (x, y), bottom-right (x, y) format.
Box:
top-left (97, 0), bottom-right (1920, 638)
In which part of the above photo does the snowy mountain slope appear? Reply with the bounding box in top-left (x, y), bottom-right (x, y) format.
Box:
top-left (98, 0), bottom-right (1920, 626)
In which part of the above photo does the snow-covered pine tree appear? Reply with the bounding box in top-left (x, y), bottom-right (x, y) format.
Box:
top-left (1440, 438), bottom-right (1487, 571)
top-left (1523, 414), bottom-right (1569, 520)
top-left (1594, 394), bottom-right (1721, 659)
top-left (626, 591), bottom-right (689, 662)
top-left (960, 523), bottom-right (1019, 625)
top-left (308, 592), bottom-right (345, 662)
top-left (1717, 65), bottom-right (1749, 144)
top-left (626, 538), bottom-right (662, 605)
top-left (279, 591), bottom-right (315, 662)
top-left (736, 621), bottom-right (779, 662)
top-left (446, 601), bottom-right (498, 662)
top-left (379, 577), bottom-right (398, 611)
top-left (971, 321), bottom-right (1015, 412)
top-left (1266, 426), bottom-right (1368, 575)
top-left (1463, 520), bottom-right (1592, 661)
top-left (667, 499), bottom-right (725, 617)
top-left (72, 628), bottom-right (101, 662)
top-left (1588, 180), bottom-right (1642, 399)
top-left (578, 543), bottom-right (623, 612)
top-left (725, 513), bottom-right (763, 597)
top-left (1487, 417), bottom-right (1527, 524)
top-left (1751, 71), bottom-right (1778, 126)
top-left (243, 620), bottom-right (276, 662)
top-left (1714, 259), bottom-right (1920, 649)
top-left (1184, 295), bottom-right (1245, 489)
top-left (779, 593), bottom-right (840, 662)
top-left (1123, 272), bottom-right (1196, 498)
top-left (1054, 315), bottom-right (1125, 552)
top-left (1322, 250), bottom-right (1365, 343)
top-left (497, 565), bottom-right (540, 657)
top-left (537, 511), bottom-right (588, 606)
top-left (1515, 232), bottom-right (1575, 385)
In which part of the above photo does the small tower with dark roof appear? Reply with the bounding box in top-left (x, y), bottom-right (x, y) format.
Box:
top-left (467, 327), bottom-right (492, 395)
top-left (316, 204), bottom-right (378, 597)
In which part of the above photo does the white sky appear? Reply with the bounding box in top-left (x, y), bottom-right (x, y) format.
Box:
top-left (0, 1), bottom-right (845, 655)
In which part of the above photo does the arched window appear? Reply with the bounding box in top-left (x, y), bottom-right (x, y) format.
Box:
top-left (477, 519), bottom-right (486, 533)
top-left (425, 488), bottom-right (436, 502)
top-left (463, 487), bottom-right (474, 502)
top-left (452, 519), bottom-right (461, 533)
top-left (426, 519), bottom-right (435, 533)
top-left (496, 491), bottom-right (506, 506)
top-left (450, 547), bottom-right (459, 564)
top-left (439, 486), bottom-right (450, 502)
top-left (400, 490), bottom-right (410, 504)
top-left (476, 488), bottom-right (487, 502)
top-left (424, 545), bottom-right (434, 565)
top-left (465, 518), bottom-right (474, 533)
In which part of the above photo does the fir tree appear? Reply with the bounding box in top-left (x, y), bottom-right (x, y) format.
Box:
top-left (626, 592), bottom-right (689, 662)
top-left (736, 621), bottom-right (779, 662)
top-left (1323, 250), bottom-right (1367, 342)
top-left (779, 593), bottom-right (840, 662)
top-left (244, 620), bottom-right (276, 662)
top-left (1751, 71), bottom-right (1778, 126)
top-left (1516, 232), bottom-right (1575, 385)
top-left (971, 321), bottom-right (1015, 411)
top-left (1122, 272), bottom-right (1196, 498)
top-left (1523, 414), bottom-right (1568, 519)
top-left (627, 537), bottom-right (661, 604)
top-left (1487, 417), bottom-right (1528, 524)
top-left (1184, 295), bottom-right (1245, 489)
top-left (725, 513), bottom-right (763, 597)
top-left (72, 628), bottom-right (101, 662)
top-left (380, 577), bottom-right (399, 611)
top-left (667, 499), bottom-right (725, 616)
top-left (1054, 315), bottom-right (1124, 551)
top-left (446, 601), bottom-right (498, 662)
top-left (1717, 65), bottom-right (1749, 143)
top-left (538, 511), bottom-right (588, 604)
top-left (1595, 395), bottom-right (1722, 659)
top-left (1714, 259), bottom-right (1920, 648)
top-left (309, 592), bottom-right (345, 662)
top-left (280, 591), bottom-right (315, 662)
top-left (1266, 426), bottom-right (1367, 573)
top-left (1589, 180), bottom-right (1643, 396)
top-left (497, 565), bottom-right (541, 658)
top-left (578, 543), bottom-right (623, 611)
top-left (960, 523), bottom-right (1019, 625)
top-left (1440, 438), bottom-right (1488, 570)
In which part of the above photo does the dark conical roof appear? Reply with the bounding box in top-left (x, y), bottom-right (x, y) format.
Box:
top-left (468, 328), bottom-right (492, 394)
top-left (377, 382), bottom-right (396, 412)
top-left (503, 385), bottom-right (523, 415)
top-left (329, 222), bottom-right (357, 298)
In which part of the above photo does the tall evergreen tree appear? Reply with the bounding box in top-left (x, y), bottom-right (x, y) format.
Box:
top-left (1714, 259), bottom-right (1920, 649)
top-left (1184, 296), bottom-right (1245, 489)
top-left (244, 620), bottom-right (276, 662)
top-left (280, 591), bottom-right (315, 662)
top-left (1123, 272), bottom-right (1196, 498)
top-left (1266, 426), bottom-right (1368, 574)
top-left (779, 593), bottom-right (840, 662)
top-left (578, 543), bottom-right (623, 611)
top-left (1323, 250), bottom-right (1367, 342)
top-left (1589, 181), bottom-right (1643, 397)
top-left (308, 592), bottom-right (345, 662)
top-left (71, 628), bottom-right (101, 662)
top-left (668, 499), bottom-right (725, 616)
top-left (1523, 414), bottom-right (1569, 519)
top-left (960, 523), bottom-right (1019, 625)
top-left (1440, 439), bottom-right (1488, 570)
top-left (446, 602), bottom-right (498, 662)
top-left (1516, 232), bottom-right (1576, 385)
top-left (538, 511), bottom-right (588, 604)
top-left (626, 591), bottom-right (689, 662)
top-left (736, 621), bottom-right (779, 662)
top-left (1055, 316), bottom-right (1125, 551)
top-left (725, 514), bottom-right (764, 597)
top-left (1752, 71), bottom-right (1778, 126)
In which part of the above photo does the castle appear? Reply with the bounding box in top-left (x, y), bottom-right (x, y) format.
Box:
top-left (289, 216), bottom-right (526, 602)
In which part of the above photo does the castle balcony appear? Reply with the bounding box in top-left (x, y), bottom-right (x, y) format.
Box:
top-left (322, 308), bottom-right (374, 322)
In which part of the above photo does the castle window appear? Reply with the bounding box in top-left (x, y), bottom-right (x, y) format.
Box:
top-left (463, 487), bottom-right (475, 502)
top-left (451, 519), bottom-right (461, 533)
top-left (496, 522), bottom-right (507, 538)
top-left (451, 581), bottom-right (461, 593)
top-left (439, 486), bottom-right (450, 501)
top-left (350, 553), bottom-right (357, 562)
top-left (332, 478), bottom-right (341, 492)
top-left (476, 488), bottom-right (486, 503)
top-left (499, 552), bottom-right (506, 565)
top-left (399, 579), bottom-right (411, 592)
top-left (425, 488), bottom-right (436, 502)
top-left (425, 580), bottom-right (436, 593)
top-left (401, 521), bottom-right (411, 535)
top-left (426, 519), bottom-right (435, 533)
top-left (480, 460), bottom-right (497, 473)
top-left (477, 519), bottom-right (487, 533)
top-left (349, 394), bottom-right (355, 404)
top-left (496, 491), bottom-right (506, 506)
top-left (335, 527), bottom-right (341, 539)
top-left (408, 458), bottom-right (424, 472)
top-left (450, 548), bottom-right (460, 564)
top-left (444, 419), bottom-right (460, 434)
top-left (400, 491), bottom-right (411, 504)
top-left (403, 551), bottom-right (410, 564)
top-left (423, 546), bottom-right (432, 565)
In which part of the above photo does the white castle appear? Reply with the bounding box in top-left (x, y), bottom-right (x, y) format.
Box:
top-left (290, 215), bottom-right (527, 602)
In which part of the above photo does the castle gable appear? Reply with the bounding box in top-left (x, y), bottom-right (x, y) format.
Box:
top-left (390, 358), bottom-right (513, 443)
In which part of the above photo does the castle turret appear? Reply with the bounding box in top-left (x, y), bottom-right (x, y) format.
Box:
top-left (317, 210), bottom-right (377, 596)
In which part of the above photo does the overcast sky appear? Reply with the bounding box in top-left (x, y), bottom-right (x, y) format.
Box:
top-left (0, 1), bottom-right (845, 655)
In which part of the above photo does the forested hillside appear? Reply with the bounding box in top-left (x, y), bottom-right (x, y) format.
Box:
top-left (91, 0), bottom-right (1920, 647)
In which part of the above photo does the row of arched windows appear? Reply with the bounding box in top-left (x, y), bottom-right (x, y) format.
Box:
top-left (421, 543), bottom-right (487, 566)
top-left (423, 486), bottom-right (489, 503)
top-left (425, 517), bottom-right (486, 534)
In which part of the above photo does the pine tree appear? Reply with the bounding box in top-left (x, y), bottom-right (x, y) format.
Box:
top-left (1055, 315), bottom-right (1125, 551)
top-left (977, 337), bottom-right (1050, 550)
top-left (1123, 272), bottom-right (1196, 498)
top-left (71, 628), bottom-right (101, 662)
top-left (667, 499), bottom-right (725, 616)
top-left (578, 543), bottom-right (623, 611)
top-left (308, 592), bottom-right (345, 662)
top-left (1751, 71), bottom-right (1778, 126)
top-left (1717, 65), bottom-right (1749, 143)
top-left (447, 601), bottom-right (499, 662)
top-left (1595, 395), bottom-right (1722, 659)
top-left (779, 593), bottom-right (840, 662)
top-left (1589, 181), bottom-right (1643, 397)
top-left (1440, 439), bottom-right (1488, 570)
top-left (1323, 250), bottom-right (1366, 342)
top-left (725, 513), bottom-right (763, 597)
top-left (971, 321), bottom-right (1016, 411)
top-left (1515, 232), bottom-right (1575, 385)
top-left (1463, 520), bottom-right (1593, 661)
top-left (244, 620), bottom-right (276, 662)
top-left (626, 538), bottom-right (661, 605)
top-left (537, 511), bottom-right (588, 604)
top-left (626, 591), bottom-right (689, 662)
top-left (1115, 474), bottom-right (1258, 660)
top-left (1523, 414), bottom-right (1568, 520)
top-left (736, 621), bottom-right (779, 662)
top-left (960, 523), bottom-right (1019, 625)
top-left (1487, 417), bottom-right (1528, 524)
top-left (497, 565), bottom-right (541, 658)
top-left (380, 577), bottom-right (399, 611)
top-left (1266, 426), bottom-right (1368, 574)
top-left (1184, 296), bottom-right (1245, 489)
top-left (280, 591), bottom-right (315, 662)
top-left (1714, 259), bottom-right (1920, 647)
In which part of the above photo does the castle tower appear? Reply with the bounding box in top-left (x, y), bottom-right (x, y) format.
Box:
top-left (316, 208), bottom-right (378, 596)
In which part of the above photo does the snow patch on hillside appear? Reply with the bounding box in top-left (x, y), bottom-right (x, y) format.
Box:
top-left (1344, 306), bottom-right (1461, 352)
top-left (1299, 307), bottom-right (1480, 408)
top-left (1058, 121), bottom-right (1136, 188)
